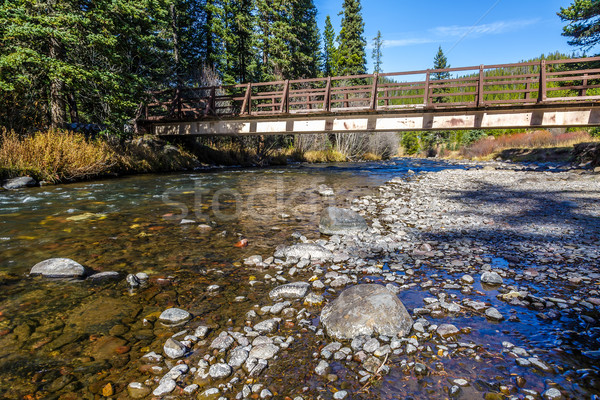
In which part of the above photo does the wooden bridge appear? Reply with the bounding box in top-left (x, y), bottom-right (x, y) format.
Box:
top-left (138, 56), bottom-right (600, 136)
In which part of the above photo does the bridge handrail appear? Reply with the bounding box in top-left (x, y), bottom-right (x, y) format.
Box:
top-left (141, 56), bottom-right (600, 121)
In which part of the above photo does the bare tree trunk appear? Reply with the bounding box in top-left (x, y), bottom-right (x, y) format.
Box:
top-left (68, 92), bottom-right (79, 123)
top-left (170, 4), bottom-right (180, 66)
top-left (49, 36), bottom-right (66, 129)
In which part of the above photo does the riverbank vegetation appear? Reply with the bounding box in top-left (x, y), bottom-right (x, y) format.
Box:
top-left (0, 130), bottom-right (197, 183)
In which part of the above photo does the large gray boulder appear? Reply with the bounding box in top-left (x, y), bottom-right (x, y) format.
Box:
top-left (320, 284), bottom-right (413, 340)
top-left (275, 243), bottom-right (333, 260)
top-left (3, 176), bottom-right (37, 190)
top-left (319, 207), bottom-right (368, 235)
top-left (30, 258), bottom-right (85, 278)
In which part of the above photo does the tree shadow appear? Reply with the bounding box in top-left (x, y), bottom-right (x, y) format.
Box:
top-left (419, 178), bottom-right (600, 248)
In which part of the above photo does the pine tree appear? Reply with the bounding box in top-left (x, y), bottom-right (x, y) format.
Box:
top-left (222, 0), bottom-right (258, 84)
top-left (0, 0), bottom-right (173, 131)
top-left (558, 0), bottom-right (600, 50)
top-left (337, 0), bottom-right (367, 76)
top-left (290, 0), bottom-right (321, 78)
top-left (372, 30), bottom-right (383, 73)
top-left (432, 46), bottom-right (450, 80)
top-left (432, 46), bottom-right (450, 104)
top-left (323, 15), bottom-right (337, 76)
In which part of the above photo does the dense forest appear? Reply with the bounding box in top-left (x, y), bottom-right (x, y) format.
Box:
top-left (0, 0), bottom-right (370, 133)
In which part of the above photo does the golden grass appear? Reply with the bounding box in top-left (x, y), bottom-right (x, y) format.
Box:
top-left (0, 129), bottom-right (116, 183)
top-left (361, 152), bottom-right (382, 161)
top-left (302, 149), bottom-right (347, 163)
top-left (0, 130), bottom-right (199, 184)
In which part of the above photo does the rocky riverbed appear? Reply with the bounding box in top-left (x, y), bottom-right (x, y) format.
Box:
top-left (0, 160), bottom-right (599, 399)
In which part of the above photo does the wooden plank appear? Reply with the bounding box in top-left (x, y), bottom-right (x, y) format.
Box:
top-left (241, 83), bottom-right (252, 115)
top-left (370, 73), bottom-right (379, 110)
top-left (325, 76), bottom-right (332, 112)
top-left (423, 71), bottom-right (430, 107)
top-left (280, 80), bottom-right (290, 113)
top-left (539, 60), bottom-right (547, 102)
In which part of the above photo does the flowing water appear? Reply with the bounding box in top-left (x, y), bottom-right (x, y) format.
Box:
top-left (0, 159), bottom-right (598, 399)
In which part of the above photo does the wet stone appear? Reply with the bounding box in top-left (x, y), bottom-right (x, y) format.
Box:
top-left (254, 319), bottom-right (279, 334)
top-left (87, 271), bottom-right (120, 281)
top-left (152, 378), bottom-right (176, 396)
top-left (30, 258), bottom-right (85, 278)
top-left (485, 307), bottom-right (504, 321)
top-left (163, 338), bottom-right (186, 359)
top-left (543, 388), bottom-right (563, 400)
top-left (210, 332), bottom-right (234, 351)
top-left (315, 360), bottom-right (330, 376)
top-left (363, 338), bottom-right (380, 353)
top-left (127, 382), bottom-right (151, 399)
top-left (269, 282), bottom-right (311, 300)
top-left (249, 344), bottom-right (279, 360)
top-left (319, 206), bottom-right (368, 235)
top-left (159, 307), bottom-right (191, 325)
top-left (209, 363), bottom-right (232, 379)
top-left (228, 347), bottom-right (249, 369)
top-left (481, 271), bottom-right (503, 286)
top-left (436, 324), bottom-right (460, 339)
top-left (320, 284), bottom-right (413, 340)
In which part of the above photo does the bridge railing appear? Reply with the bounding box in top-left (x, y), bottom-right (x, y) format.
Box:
top-left (142, 56), bottom-right (600, 121)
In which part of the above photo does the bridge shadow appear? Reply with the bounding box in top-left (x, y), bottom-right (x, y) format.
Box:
top-left (418, 179), bottom-right (600, 250)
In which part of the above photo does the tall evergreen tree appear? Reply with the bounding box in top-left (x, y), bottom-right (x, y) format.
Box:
top-left (337, 0), bottom-right (367, 76)
top-left (432, 46), bottom-right (450, 104)
top-left (432, 46), bottom-right (450, 79)
top-left (290, 0), bottom-right (321, 78)
top-left (323, 15), bottom-right (337, 76)
top-left (0, 0), bottom-right (173, 131)
top-left (558, 0), bottom-right (600, 50)
top-left (372, 30), bottom-right (383, 73)
top-left (222, 0), bottom-right (258, 84)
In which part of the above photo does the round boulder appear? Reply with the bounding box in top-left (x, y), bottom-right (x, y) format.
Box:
top-left (30, 258), bottom-right (85, 278)
top-left (319, 207), bottom-right (368, 236)
top-left (320, 284), bottom-right (413, 340)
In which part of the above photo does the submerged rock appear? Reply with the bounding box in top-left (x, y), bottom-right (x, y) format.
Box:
top-left (319, 206), bottom-right (368, 235)
top-left (87, 271), bottom-right (120, 281)
top-left (320, 284), bottom-right (413, 340)
top-left (30, 258), bottom-right (85, 278)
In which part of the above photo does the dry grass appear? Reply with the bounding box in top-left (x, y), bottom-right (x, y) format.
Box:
top-left (302, 149), bottom-right (347, 163)
top-left (463, 130), bottom-right (596, 159)
top-left (0, 130), bottom-right (199, 184)
top-left (0, 129), bottom-right (116, 183)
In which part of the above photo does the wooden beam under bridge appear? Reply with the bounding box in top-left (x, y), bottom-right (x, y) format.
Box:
top-left (153, 104), bottom-right (600, 136)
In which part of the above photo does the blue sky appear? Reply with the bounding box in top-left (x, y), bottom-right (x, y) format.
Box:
top-left (314, 0), bottom-right (579, 73)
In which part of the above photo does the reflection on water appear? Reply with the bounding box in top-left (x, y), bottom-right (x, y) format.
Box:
top-left (0, 159), bottom-right (597, 399)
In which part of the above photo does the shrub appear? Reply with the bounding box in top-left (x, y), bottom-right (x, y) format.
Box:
top-left (401, 132), bottom-right (420, 155)
top-left (0, 129), bottom-right (116, 183)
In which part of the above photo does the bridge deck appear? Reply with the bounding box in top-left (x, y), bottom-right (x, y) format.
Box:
top-left (139, 56), bottom-right (600, 135)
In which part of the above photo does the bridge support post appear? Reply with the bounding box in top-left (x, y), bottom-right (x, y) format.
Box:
top-left (242, 83), bottom-right (252, 115)
top-left (370, 73), bottom-right (379, 110)
top-left (423, 71), bottom-right (430, 108)
top-left (324, 77), bottom-right (332, 112)
top-left (538, 60), bottom-right (547, 103)
top-left (280, 80), bottom-right (290, 113)
top-left (477, 65), bottom-right (485, 107)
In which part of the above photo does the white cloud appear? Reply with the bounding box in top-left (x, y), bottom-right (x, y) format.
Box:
top-left (432, 19), bottom-right (540, 38)
top-left (379, 19), bottom-right (540, 49)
